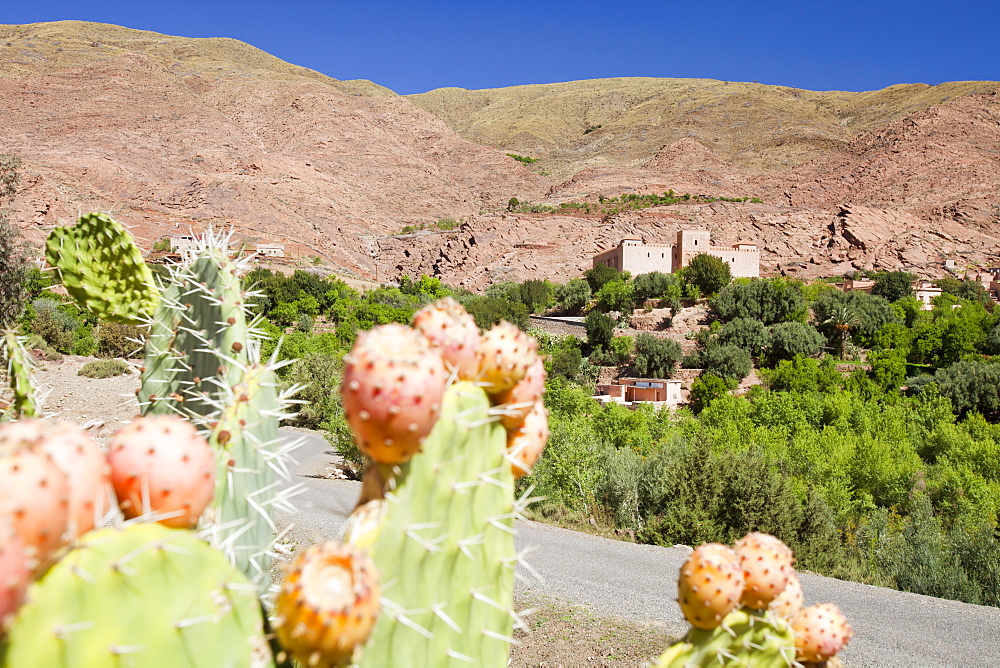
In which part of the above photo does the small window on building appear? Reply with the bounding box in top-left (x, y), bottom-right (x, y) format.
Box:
top-left (694, 239), bottom-right (698, 246)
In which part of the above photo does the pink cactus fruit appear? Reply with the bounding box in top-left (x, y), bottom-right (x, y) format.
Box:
top-left (275, 541), bottom-right (380, 667)
top-left (0, 419), bottom-right (111, 539)
top-left (734, 532), bottom-right (794, 609)
top-left (0, 448), bottom-right (70, 573)
top-left (494, 356), bottom-right (547, 431)
top-left (341, 324), bottom-right (448, 465)
top-left (412, 297), bottom-right (481, 380)
top-left (677, 542), bottom-right (745, 630)
top-left (792, 603), bottom-right (853, 663)
top-left (476, 321), bottom-right (540, 395)
top-left (0, 523), bottom-right (31, 632)
top-left (107, 415), bottom-right (216, 528)
top-left (769, 569), bottom-right (804, 621)
top-left (507, 400), bottom-right (549, 479)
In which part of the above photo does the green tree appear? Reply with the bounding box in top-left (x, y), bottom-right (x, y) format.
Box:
top-left (585, 264), bottom-right (623, 293)
top-left (0, 154), bottom-right (28, 327)
top-left (684, 254), bottom-right (731, 297)
top-left (813, 290), bottom-right (899, 348)
top-left (823, 305), bottom-right (861, 359)
top-left (690, 373), bottom-right (730, 413)
top-left (712, 278), bottom-right (805, 325)
top-left (872, 271), bottom-right (915, 303)
top-left (928, 360), bottom-right (1000, 418)
top-left (717, 317), bottom-right (771, 357)
top-left (701, 344), bottom-right (752, 383)
top-left (868, 348), bottom-right (907, 392)
top-left (767, 322), bottom-right (825, 365)
top-left (518, 279), bottom-right (554, 313)
top-left (462, 296), bottom-right (529, 330)
top-left (633, 333), bottom-right (682, 378)
top-left (555, 279), bottom-right (591, 313)
top-left (584, 310), bottom-right (615, 350)
top-left (595, 279), bottom-right (635, 313)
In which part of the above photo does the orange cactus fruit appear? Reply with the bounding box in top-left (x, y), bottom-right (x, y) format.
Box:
top-left (412, 297), bottom-right (481, 380)
top-left (507, 400), bottom-right (549, 479)
top-left (341, 324), bottom-right (448, 465)
top-left (677, 542), bottom-right (745, 630)
top-left (476, 321), bottom-right (540, 395)
top-left (792, 603), bottom-right (853, 663)
top-left (275, 542), bottom-right (381, 668)
top-left (494, 356), bottom-right (547, 431)
top-left (734, 532), bottom-right (795, 609)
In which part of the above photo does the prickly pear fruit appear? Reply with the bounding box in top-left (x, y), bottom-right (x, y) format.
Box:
top-left (107, 415), bottom-right (215, 528)
top-left (0, 524), bottom-right (30, 633)
top-left (0, 448), bottom-right (69, 572)
top-left (476, 321), bottom-right (540, 394)
top-left (769, 570), bottom-right (803, 621)
top-left (792, 603), bottom-right (853, 663)
top-left (0, 419), bottom-right (111, 539)
top-left (677, 543), bottom-right (744, 630)
top-left (734, 532), bottom-right (794, 609)
top-left (341, 324), bottom-right (448, 464)
top-left (412, 297), bottom-right (481, 380)
top-left (494, 356), bottom-right (547, 431)
top-left (275, 542), bottom-right (380, 668)
top-left (507, 400), bottom-right (549, 479)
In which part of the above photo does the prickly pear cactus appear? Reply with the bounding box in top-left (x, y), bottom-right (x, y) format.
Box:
top-left (206, 363), bottom-right (299, 586)
top-left (2, 523), bottom-right (272, 668)
top-left (44, 212), bottom-right (160, 323)
top-left (138, 240), bottom-right (249, 419)
top-left (0, 330), bottom-right (38, 421)
top-left (354, 381), bottom-right (519, 667)
top-left (656, 608), bottom-right (796, 667)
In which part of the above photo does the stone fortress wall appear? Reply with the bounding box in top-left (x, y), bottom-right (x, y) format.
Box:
top-left (593, 229), bottom-right (759, 278)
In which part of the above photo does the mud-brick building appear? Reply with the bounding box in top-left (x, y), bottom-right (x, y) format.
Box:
top-left (592, 229), bottom-right (759, 278)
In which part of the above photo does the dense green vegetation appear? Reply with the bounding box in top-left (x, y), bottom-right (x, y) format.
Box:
top-left (515, 270), bottom-right (1000, 608)
top-left (506, 189), bottom-right (764, 216)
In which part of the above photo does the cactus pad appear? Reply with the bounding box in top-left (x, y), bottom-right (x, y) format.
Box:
top-left (355, 381), bottom-right (518, 667)
top-left (45, 213), bottom-right (160, 324)
top-left (656, 608), bottom-right (796, 668)
top-left (1, 330), bottom-right (38, 420)
top-left (3, 523), bottom-right (272, 667)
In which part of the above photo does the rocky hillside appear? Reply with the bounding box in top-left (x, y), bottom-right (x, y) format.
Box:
top-left (2, 21), bottom-right (999, 287)
top-left (0, 21), bottom-right (548, 277)
top-left (408, 77), bottom-right (999, 180)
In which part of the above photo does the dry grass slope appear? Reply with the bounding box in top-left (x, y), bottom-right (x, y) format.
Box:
top-left (0, 20), bottom-right (395, 96)
top-left (409, 77), bottom-right (1000, 179)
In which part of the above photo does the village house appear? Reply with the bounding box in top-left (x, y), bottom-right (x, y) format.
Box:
top-left (254, 242), bottom-right (286, 258)
top-left (592, 229), bottom-right (759, 278)
top-left (594, 377), bottom-right (683, 409)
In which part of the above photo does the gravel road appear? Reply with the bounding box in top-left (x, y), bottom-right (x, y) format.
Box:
top-left (277, 430), bottom-right (1000, 667)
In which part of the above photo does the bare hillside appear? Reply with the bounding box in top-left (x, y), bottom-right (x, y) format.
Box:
top-left (408, 77), bottom-right (999, 180)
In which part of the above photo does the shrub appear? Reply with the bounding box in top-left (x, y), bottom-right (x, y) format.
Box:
top-left (701, 344), bottom-right (752, 382)
top-left (690, 373), bottom-right (729, 413)
top-left (633, 333), bottom-right (682, 378)
top-left (717, 317), bottom-right (771, 357)
top-left (609, 336), bottom-right (635, 366)
top-left (462, 297), bottom-right (529, 330)
top-left (31, 298), bottom-right (77, 353)
top-left (555, 279), bottom-right (591, 313)
top-left (594, 279), bottom-right (635, 313)
top-left (584, 310), bottom-right (615, 350)
top-left (585, 264), bottom-right (623, 293)
top-left (78, 359), bottom-right (131, 378)
top-left (518, 279), bottom-right (554, 313)
top-left (287, 353), bottom-right (342, 430)
top-left (767, 322), bottom-right (825, 365)
top-left (684, 254), bottom-right (732, 297)
top-left (97, 321), bottom-right (146, 359)
top-left (712, 278), bottom-right (805, 325)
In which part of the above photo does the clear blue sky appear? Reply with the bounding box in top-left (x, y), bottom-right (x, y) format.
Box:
top-left (4, 1), bottom-right (998, 94)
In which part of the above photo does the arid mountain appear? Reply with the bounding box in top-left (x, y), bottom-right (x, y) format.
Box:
top-left (408, 77), bottom-right (999, 180)
top-left (2, 21), bottom-right (999, 288)
top-left (0, 21), bottom-right (548, 277)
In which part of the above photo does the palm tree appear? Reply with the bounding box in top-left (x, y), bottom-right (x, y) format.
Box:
top-left (824, 306), bottom-right (861, 359)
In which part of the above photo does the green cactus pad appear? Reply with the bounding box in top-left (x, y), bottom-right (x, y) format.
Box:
top-left (656, 608), bottom-right (796, 668)
top-left (2, 523), bottom-right (273, 668)
top-left (138, 246), bottom-right (249, 419)
top-left (206, 364), bottom-right (287, 586)
top-left (1, 329), bottom-right (38, 420)
top-left (45, 213), bottom-right (160, 324)
top-left (355, 381), bottom-right (517, 667)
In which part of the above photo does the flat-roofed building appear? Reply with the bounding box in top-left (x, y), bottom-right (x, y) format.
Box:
top-left (592, 230), bottom-right (759, 278)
